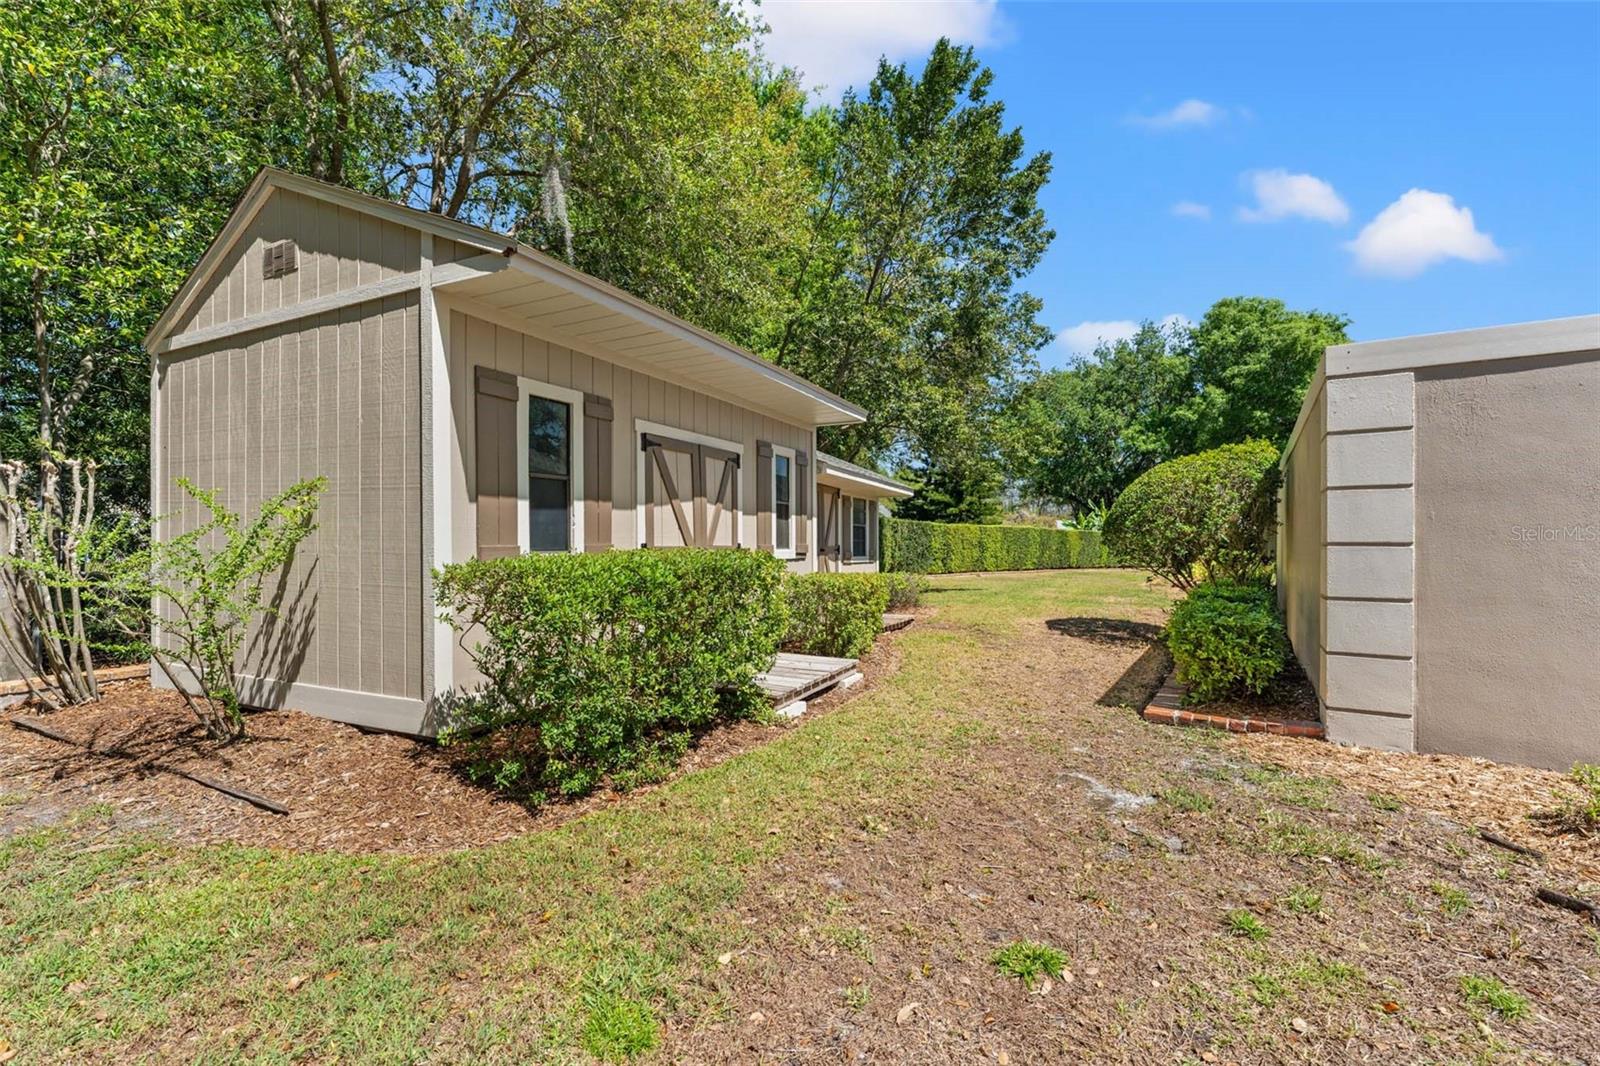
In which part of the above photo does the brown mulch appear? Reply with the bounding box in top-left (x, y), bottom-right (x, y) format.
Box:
top-left (0, 621), bottom-right (915, 856)
top-left (1238, 731), bottom-right (1600, 884)
top-left (1187, 658), bottom-right (1322, 725)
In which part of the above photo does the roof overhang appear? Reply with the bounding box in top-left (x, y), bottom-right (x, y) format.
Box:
top-left (815, 456), bottom-right (914, 498)
top-left (144, 167), bottom-right (866, 430)
top-left (433, 250), bottom-right (864, 428)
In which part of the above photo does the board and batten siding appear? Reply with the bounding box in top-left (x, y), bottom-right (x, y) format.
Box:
top-left (440, 308), bottom-right (815, 680)
top-left (154, 293), bottom-right (424, 725)
top-left (173, 189), bottom-right (426, 338)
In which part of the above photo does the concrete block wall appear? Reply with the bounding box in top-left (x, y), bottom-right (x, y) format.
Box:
top-left (1320, 371), bottom-right (1418, 750)
top-left (1281, 315), bottom-right (1600, 766)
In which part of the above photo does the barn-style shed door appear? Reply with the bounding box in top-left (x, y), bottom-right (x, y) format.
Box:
top-left (641, 432), bottom-right (741, 548)
top-left (818, 486), bottom-right (842, 571)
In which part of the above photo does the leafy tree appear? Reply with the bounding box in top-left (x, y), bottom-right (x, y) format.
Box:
top-left (1023, 299), bottom-right (1350, 510)
top-left (894, 463), bottom-right (1004, 525)
top-left (1021, 320), bottom-right (1192, 510)
top-left (769, 39), bottom-right (1054, 491)
top-left (1169, 297), bottom-right (1350, 453)
top-left (0, 0), bottom-right (292, 503)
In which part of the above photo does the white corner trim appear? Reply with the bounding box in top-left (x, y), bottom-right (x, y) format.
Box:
top-left (422, 233), bottom-right (455, 698)
top-left (517, 376), bottom-right (586, 555)
top-left (1326, 314), bottom-right (1600, 377)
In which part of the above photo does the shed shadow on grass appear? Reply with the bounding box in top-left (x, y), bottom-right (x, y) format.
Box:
top-left (1044, 617), bottom-right (1171, 709)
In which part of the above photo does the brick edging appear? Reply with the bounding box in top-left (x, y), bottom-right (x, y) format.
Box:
top-left (1140, 669), bottom-right (1325, 739)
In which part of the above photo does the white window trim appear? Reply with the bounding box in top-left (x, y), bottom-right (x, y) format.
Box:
top-left (632, 418), bottom-right (745, 549)
top-left (772, 444), bottom-right (797, 559)
top-left (517, 376), bottom-right (585, 554)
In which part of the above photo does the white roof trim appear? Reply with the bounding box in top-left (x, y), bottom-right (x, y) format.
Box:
top-left (817, 461), bottom-right (914, 498)
top-left (496, 254), bottom-right (864, 424)
top-left (144, 167), bottom-right (866, 427)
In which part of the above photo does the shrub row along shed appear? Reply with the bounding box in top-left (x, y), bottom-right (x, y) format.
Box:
top-left (143, 168), bottom-right (910, 734)
top-left (1277, 314), bottom-right (1599, 769)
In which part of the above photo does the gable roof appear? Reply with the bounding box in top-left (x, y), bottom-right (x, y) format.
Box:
top-left (145, 167), bottom-right (866, 427)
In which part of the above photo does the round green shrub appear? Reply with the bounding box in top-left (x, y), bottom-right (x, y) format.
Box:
top-left (782, 572), bottom-right (889, 658)
top-left (1165, 581), bottom-right (1289, 702)
top-left (1102, 440), bottom-right (1279, 590)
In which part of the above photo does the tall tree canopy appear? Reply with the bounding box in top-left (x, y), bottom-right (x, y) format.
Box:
top-left (1168, 296), bottom-right (1350, 453)
top-left (1022, 297), bottom-right (1350, 510)
top-left (0, 0), bottom-right (292, 500)
top-left (766, 40), bottom-right (1054, 489)
top-left (2, 6), bottom-right (1052, 524)
top-left (1018, 320), bottom-right (1192, 511)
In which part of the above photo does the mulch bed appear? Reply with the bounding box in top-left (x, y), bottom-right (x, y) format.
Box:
top-left (1143, 659), bottom-right (1325, 737)
top-left (1181, 658), bottom-right (1322, 724)
top-left (1238, 730), bottom-right (1600, 884)
top-left (0, 617), bottom-right (917, 856)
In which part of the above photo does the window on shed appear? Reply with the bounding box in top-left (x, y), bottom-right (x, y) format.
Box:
top-left (774, 451), bottom-right (792, 553)
top-left (528, 395), bottom-right (571, 551)
top-left (850, 498), bottom-right (869, 559)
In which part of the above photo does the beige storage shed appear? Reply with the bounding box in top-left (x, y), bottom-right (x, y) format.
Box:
top-left (144, 168), bottom-right (910, 734)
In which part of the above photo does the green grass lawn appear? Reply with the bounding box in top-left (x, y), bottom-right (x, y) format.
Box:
top-left (9, 570), bottom-right (1592, 1063)
top-left (0, 570), bottom-right (1172, 1064)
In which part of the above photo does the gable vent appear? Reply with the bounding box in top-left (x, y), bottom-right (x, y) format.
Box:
top-left (263, 239), bottom-right (298, 279)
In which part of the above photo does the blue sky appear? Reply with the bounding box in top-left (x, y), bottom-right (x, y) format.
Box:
top-left (757, 1), bottom-right (1600, 368)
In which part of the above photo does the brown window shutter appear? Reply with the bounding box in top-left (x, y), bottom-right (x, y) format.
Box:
top-left (756, 441), bottom-right (774, 551)
top-left (474, 366), bottom-right (520, 559)
top-left (583, 394), bottom-right (613, 551)
top-left (794, 450), bottom-right (810, 559)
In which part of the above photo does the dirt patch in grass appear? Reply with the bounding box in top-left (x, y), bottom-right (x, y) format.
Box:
top-left (0, 628), bottom-right (911, 856)
top-left (672, 600), bottom-right (1599, 1064)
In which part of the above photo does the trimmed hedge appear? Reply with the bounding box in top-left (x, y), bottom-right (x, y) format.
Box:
top-left (435, 548), bottom-right (787, 803)
top-left (1103, 441), bottom-right (1279, 591)
top-left (1165, 581), bottom-right (1289, 703)
top-left (782, 572), bottom-right (889, 658)
top-left (882, 517), bottom-right (1112, 575)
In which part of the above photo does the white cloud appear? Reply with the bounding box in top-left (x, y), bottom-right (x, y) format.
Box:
top-left (753, 0), bottom-right (1004, 101)
top-left (1129, 99), bottom-right (1228, 130)
top-left (1346, 189), bottom-right (1503, 278)
top-left (1237, 169), bottom-right (1350, 225)
top-left (1171, 200), bottom-right (1211, 220)
top-left (1058, 314), bottom-right (1192, 356)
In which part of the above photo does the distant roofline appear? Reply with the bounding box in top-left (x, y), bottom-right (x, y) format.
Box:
top-left (816, 451), bottom-right (915, 498)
